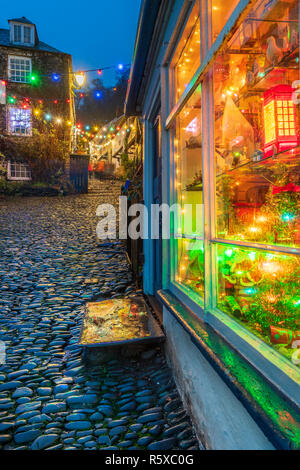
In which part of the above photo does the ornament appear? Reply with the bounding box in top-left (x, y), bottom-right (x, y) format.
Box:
top-left (225, 296), bottom-right (242, 317)
top-left (272, 183), bottom-right (300, 195)
top-left (266, 36), bottom-right (283, 66)
top-left (270, 326), bottom-right (300, 345)
top-left (251, 150), bottom-right (264, 162)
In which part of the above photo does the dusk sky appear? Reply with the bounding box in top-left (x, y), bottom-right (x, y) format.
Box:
top-left (0, 0), bottom-right (141, 85)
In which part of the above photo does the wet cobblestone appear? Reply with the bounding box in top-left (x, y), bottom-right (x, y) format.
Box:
top-left (0, 180), bottom-right (199, 450)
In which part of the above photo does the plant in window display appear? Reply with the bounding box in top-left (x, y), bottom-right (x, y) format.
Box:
top-left (218, 246), bottom-right (300, 365)
top-left (260, 162), bottom-right (300, 245)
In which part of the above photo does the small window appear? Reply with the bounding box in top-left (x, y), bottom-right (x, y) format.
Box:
top-left (8, 56), bottom-right (32, 83)
top-left (171, 1), bottom-right (201, 105)
top-left (7, 161), bottom-right (31, 181)
top-left (23, 26), bottom-right (31, 44)
top-left (8, 107), bottom-right (32, 136)
top-left (11, 23), bottom-right (34, 46)
top-left (13, 24), bottom-right (22, 43)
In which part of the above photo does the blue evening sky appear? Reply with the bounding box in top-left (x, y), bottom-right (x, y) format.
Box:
top-left (0, 0), bottom-right (141, 86)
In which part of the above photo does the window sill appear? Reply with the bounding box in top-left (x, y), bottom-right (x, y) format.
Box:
top-left (157, 289), bottom-right (300, 450)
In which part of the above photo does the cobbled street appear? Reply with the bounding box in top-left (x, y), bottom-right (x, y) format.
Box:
top-left (0, 180), bottom-right (199, 451)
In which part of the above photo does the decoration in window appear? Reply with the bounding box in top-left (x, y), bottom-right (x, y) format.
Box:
top-left (263, 85), bottom-right (298, 157)
top-left (213, 0), bottom-right (300, 248)
top-left (217, 244), bottom-right (300, 367)
top-left (171, 1), bottom-right (200, 104)
top-left (8, 56), bottom-right (32, 83)
top-left (8, 107), bottom-right (32, 136)
top-left (174, 85), bottom-right (204, 297)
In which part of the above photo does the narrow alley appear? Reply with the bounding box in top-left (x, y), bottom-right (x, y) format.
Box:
top-left (0, 180), bottom-right (198, 450)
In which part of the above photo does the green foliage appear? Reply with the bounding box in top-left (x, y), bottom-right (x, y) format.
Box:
top-left (0, 124), bottom-right (69, 183)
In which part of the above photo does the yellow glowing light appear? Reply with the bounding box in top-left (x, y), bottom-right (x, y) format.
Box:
top-left (74, 72), bottom-right (86, 88)
top-left (56, 118), bottom-right (62, 124)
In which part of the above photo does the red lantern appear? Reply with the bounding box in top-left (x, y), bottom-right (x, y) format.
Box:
top-left (263, 85), bottom-right (298, 158)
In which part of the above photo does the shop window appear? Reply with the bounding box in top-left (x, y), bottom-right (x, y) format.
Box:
top-left (173, 85), bottom-right (204, 297)
top-left (176, 238), bottom-right (205, 298)
top-left (171, 1), bottom-right (200, 104)
top-left (211, 0), bottom-right (240, 43)
top-left (213, 0), bottom-right (300, 248)
top-left (216, 243), bottom-right (300, 366)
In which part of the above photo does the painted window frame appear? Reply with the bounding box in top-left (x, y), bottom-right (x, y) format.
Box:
top-left (7, 161), bottom-right (31, 181)
top-left (163, 0), bottom-right (300, 394)
top-left (10, 22), bottom-right (35, 46)
top-left (8, 55), bottom-right (32, 84)
top-left (7, 106), bottom-right (32, 136)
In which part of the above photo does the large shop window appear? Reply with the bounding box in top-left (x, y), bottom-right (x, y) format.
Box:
top-left (171, 1), bottom-right (200, 105)
top-left (213, 0), bottom-right (300, 366)
top-left (174, 85), bottom-right (204, 298)
top-left (211, 0), bottom-right (240, 43)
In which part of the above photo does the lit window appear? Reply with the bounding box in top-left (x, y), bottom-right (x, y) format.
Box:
top-left (8, 56), bottom-right (32, 83)
top-left (8, 107), bottom-right (32, 136)
top-left (7, 161), bottom-right (31, 181)
top-left (171, 1), bottom-right (200, 105)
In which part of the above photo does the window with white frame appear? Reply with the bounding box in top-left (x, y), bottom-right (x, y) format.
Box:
top-left (11, 23), bottom-right (34, 46)
top-left (167, 0), bottom-right (300, 373)
top-left (7, 161), bottom-right (31, 181)
top-left (8, 56), bottom-right (32, 83)
top-left (8, 107), bottom-right (32, 136)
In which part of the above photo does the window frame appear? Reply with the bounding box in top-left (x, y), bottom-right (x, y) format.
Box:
top-left (8, 106), bottom-right (32, 137)
top-left (7, 161), bottom-right (31, 181)
top-left (10, 22), bottom-right (34, 46)
top-left (8, 55), bottom-right (32, 84)
top-left (164, 0), bottom-right (300, 389)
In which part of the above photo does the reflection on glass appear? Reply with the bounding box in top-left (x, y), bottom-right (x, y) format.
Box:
top-left (175, 85), bottom-right (203, 237)
top-left (213, 0), bottom-right (300, 247)
top-left (176, 238), bottom-right (205, 298)
top-left (216, 243), bottom-right (300, 366)
top-left (211, 0), bottom-right (239, 42)
top-left (172, 2), bottom-right (200, 103)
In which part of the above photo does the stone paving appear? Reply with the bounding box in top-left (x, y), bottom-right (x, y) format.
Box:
top-left (0, 180), bottom-right (199, 450)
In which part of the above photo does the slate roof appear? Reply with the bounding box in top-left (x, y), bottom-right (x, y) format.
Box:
top-left (8, 17), bottom-right (35, 25)
top-left (0, 26), bottom-right (64, 54)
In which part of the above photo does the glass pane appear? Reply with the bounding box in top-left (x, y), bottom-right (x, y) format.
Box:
top-left (175, 84), bottom-right (203, 237)
top-left (172, 1), bottom-right (200, 104)
top-left (213, 0), bottom-right (300, 248)
top-left (175, 238), bottom-right (205, 298)
top-left (211, 0), bottom-right (240, 42)
top-left (216, 243), bottom-right (300, 366)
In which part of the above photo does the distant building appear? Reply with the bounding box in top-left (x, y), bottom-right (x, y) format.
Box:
top-left (0, 17), bottom-right (75, 181)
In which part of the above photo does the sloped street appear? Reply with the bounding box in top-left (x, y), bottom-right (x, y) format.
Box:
top-left (0, 180), bottom-right (198, 450)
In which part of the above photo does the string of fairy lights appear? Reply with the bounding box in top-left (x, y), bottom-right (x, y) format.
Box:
top-left (0, 62), bottom-right (130, 137)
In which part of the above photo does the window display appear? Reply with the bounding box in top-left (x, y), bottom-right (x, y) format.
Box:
top-left (211, 0), bottom-right (240, 42)
top-left (213, 0), bottom-right (300, 248)
top-left (173, 85), bottom-right (204, 296)
top-left (171, 1), bottom-right (200, 104)
top-left (175, 238), bottom-right (205, 298)
top-left (216, 243), bottom-right (300, 366)
top-left (174, 84), bottom-right (203, 237)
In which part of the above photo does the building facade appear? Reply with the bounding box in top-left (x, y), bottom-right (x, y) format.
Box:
top-left (0, 17), bottom-right (74, 181)
top-left (126, 0), bottom-right (300, 450)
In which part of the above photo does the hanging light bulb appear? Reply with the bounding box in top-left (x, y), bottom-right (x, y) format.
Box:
top-left (52, 73), bottom-right (60, 82)
top-left (74, 72), bottom-right (86, 87)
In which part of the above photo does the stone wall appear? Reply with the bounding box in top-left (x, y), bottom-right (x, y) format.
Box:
top-left (0, 45), bottom-right (75, 168)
